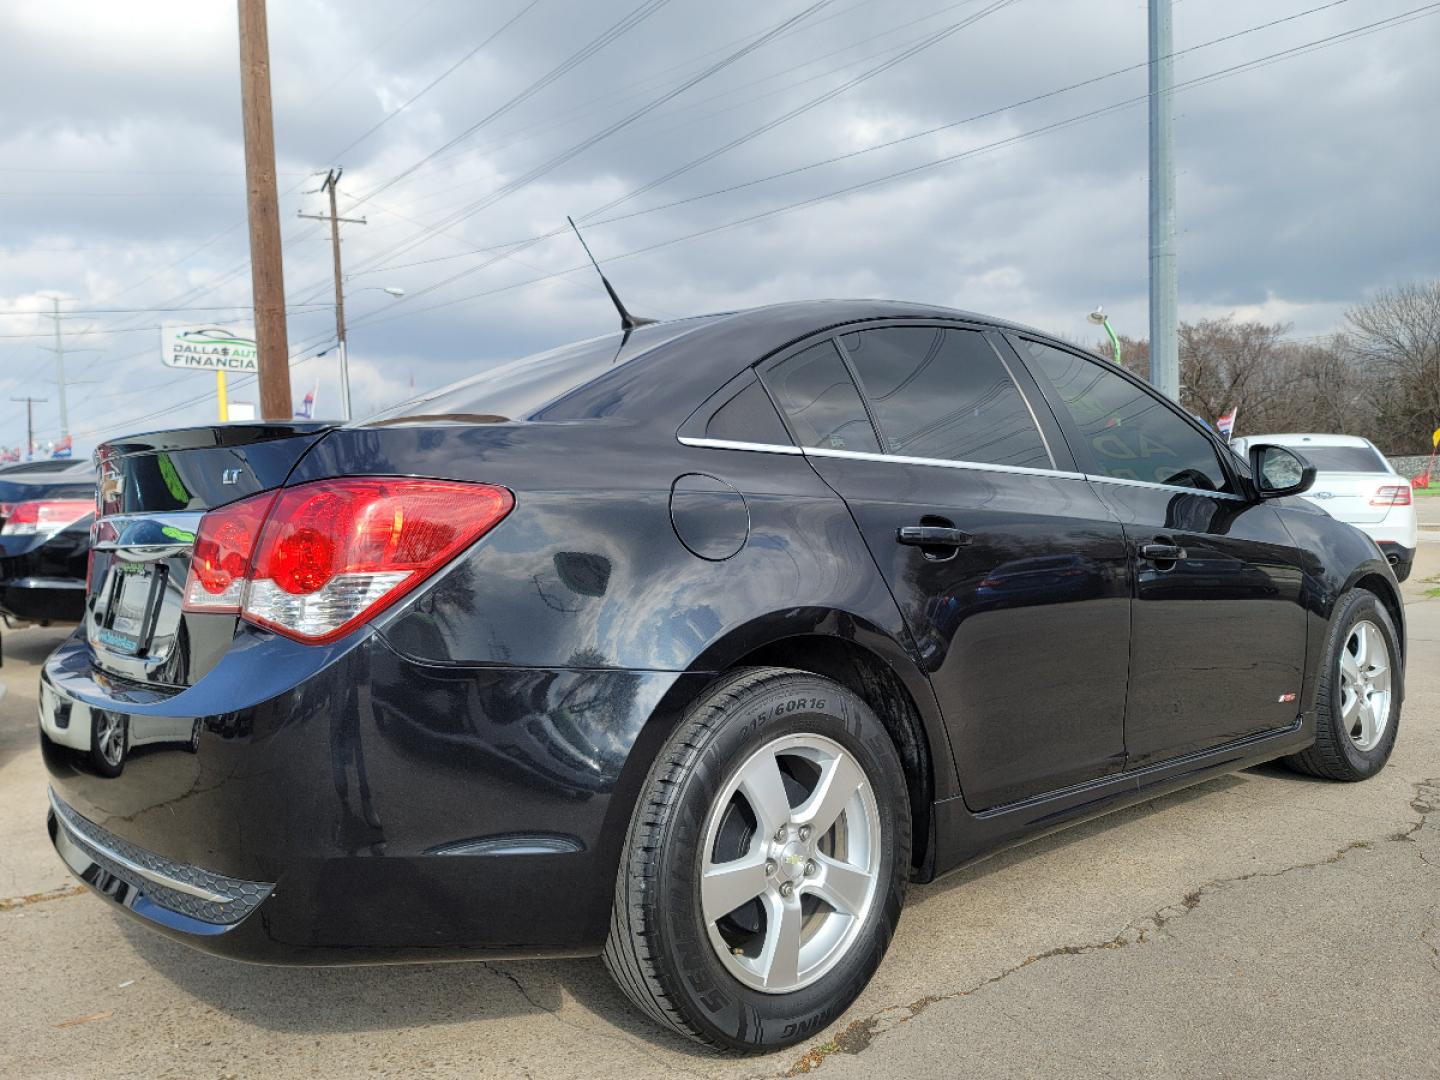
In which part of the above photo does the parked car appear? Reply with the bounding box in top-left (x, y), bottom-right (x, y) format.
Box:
top-left (0, 457), bottom-right (85, 478)
top-left (1230, 433), bottom-right (1418, 581)
top-left (41, 302), bottom-right (1404, 1052)
top-left (0, 463), bottom-right (95, 625)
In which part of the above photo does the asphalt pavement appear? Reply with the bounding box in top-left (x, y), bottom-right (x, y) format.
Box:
top-left (2, 516), bottom-right (1437, 1078)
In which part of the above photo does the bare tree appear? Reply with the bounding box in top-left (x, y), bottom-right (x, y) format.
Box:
top-left (1343, 281), bottom-right (1440, 453)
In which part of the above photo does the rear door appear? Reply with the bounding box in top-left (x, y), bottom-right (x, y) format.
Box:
top-left (759, 323), bottom-right (1133, 810)
top-left (1013, 337), bottom-right (1308, 766)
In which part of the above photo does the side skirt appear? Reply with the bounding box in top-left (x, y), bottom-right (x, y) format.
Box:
top-left (925, 720), bottom-right (1311, 881)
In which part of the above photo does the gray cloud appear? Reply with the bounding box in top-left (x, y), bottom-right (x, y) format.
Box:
top-left (1, 0), bottom-right (1435, 450)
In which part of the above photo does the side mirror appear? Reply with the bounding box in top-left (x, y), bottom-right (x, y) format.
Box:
top-left (1249, 444), bottom-right (1316, 499)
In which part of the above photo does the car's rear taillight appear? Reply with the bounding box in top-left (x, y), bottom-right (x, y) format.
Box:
top-left (1371, 485), bottom-right (1412, 507)
top-left (180, 478), bottom-right (513, 643)
top-left (182, 491), bottom-right (276, 611)
top-left (0, 499), bottom-right (92, 538)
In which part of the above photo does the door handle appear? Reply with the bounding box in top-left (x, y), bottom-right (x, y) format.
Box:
top-left (1140, 542), bottom-right (1187, 562)
top-left (898, 525), bottom-right (971, 548)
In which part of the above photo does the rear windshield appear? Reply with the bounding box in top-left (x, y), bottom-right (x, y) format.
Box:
top-left (364, 319), bottom-right (713, 425)
top-left (1288, 446), bottom-right (1389, 473)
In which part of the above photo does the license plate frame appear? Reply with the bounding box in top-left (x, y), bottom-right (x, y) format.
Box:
top-left (99, 562), bottom-right (164, 656)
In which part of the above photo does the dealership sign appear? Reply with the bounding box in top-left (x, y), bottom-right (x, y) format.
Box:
top-left (161, 324), bottom-right (259, 372)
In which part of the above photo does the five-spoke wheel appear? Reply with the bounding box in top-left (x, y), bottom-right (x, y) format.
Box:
top-left (1337, 620), bottom-right (1391, 752)
top-left (701, 733), bottom-right (880, 993)
top-left (605, 668), bottom-right (909, 1052)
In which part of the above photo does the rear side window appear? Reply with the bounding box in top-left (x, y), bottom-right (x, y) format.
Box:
top-left (1284, 446), bottom-right (1389, 473)
top-left (702, 376), bottom-right (792, 445)
top-left (1021, 340), bottom-right (1233, 493)
top-left (839, 327), bottom-right (1052, 469)
top-left (764, 342), bottom-right (881, 454)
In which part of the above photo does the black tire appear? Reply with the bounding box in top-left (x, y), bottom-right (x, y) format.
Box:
top-left (1282, 589), bottom-right (1402, 781)
top-left (88, 711), bottom-right (127, 778)
top-left (603, 667), bottom-right (910, 1052)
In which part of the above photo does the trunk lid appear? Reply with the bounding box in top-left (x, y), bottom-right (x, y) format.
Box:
top-left (1301, 471), bottom-right (1396, 525)
top-left (87, 423), bottom-right (332, 687)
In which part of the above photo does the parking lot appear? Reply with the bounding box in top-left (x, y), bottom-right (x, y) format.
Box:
top-left (3, 513), bottom-right (1437, 1079)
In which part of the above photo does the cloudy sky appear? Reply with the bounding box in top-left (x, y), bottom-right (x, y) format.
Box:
top-left (0, 0), bottom-right (1436, 454)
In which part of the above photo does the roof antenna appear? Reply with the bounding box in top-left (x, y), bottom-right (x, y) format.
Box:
top-left (567, 216), bottom-right (656, 333)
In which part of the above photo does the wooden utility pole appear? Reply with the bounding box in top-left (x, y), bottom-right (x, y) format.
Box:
top-left (236, 0), bottom-right (292, 419)
top-left (10, 396), bottom-right (48, 460)
top-left (299, 169), bottom-right (366, 420)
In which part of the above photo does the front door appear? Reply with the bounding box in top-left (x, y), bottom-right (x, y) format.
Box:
top-left (1014, 337), bottom-right (1308, 766)
top-left (759, 325), bottom-right (1133, 810)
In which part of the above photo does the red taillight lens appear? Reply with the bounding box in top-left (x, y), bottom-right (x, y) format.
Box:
top-left (178, 478), bottom-right (511, 643)
top-left (1371, 485), bottom-right (1412, 507)
top-left (0, 499), bottom-right (93, 538)
top-left (181, 491), bottom-right (275, 611)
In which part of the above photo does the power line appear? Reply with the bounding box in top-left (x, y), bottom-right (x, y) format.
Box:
top-left (50, 1), bottom-right (1434, 441)
top-left (70, 0), bottom-right (645, 333)
top-left (336, 0), bottom-right (1360, 298)
top-left (355, 0), bottom-right (1021, 288)
top-left (379, 0), bottom-right (987, 207)
top-left (335, 0), bottom-right (842, 295)
top-left (342, 4), bottom-right (1440, 337)
top-left (322, 0), bottom-right (544, 165)
top-left (351, 0), bottom-right (677, 207)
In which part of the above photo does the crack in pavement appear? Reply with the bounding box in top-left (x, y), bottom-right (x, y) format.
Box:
top-left (781, 776), bottom-right (1440, 1077)
top-left (484, 963), bottom-right (713, 1080)
top-left (0, 884), bottom-right (85, 912)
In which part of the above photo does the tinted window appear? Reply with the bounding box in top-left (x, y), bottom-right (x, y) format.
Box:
top-left (1280, 446), bottom-right (1388, 473)
top-left (764, 342), bottom-right (881, 454)
top-left (704, 377), bottom-right (792, 445)
top-left (840, 327), bottom-right (1051, 469)
top-left (1021, 340), bottom-right (1232, 493)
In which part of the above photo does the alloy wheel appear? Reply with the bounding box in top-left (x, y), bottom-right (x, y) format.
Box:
top-left (96, 714), bottom-right (125, 767)
top-left (1338, 619), bottom-right (1391, 752)
top-left (699, 733), bottom-right (881, 994)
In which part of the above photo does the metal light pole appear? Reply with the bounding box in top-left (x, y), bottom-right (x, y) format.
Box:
top-left (1088, 307), bottom-right (1122, 364)
top-left (332, 286), bottom-right (404, 420)
top-left (1148, 0), bottom-right (1179, 400)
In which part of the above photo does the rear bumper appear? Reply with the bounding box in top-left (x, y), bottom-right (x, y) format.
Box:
top-left (0, 530), bottom-right (88, 624)
top-left (1356, 514), bottom-right (1419, 550)
top-left (41, 626), bottom-right (702, 963)
top-left (1376, 542), bottom-right (1415, 581)
top-left (0, 576), bottom-right (85, 624)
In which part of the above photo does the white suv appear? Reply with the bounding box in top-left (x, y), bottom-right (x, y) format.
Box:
top-left (1232, 433), bottom-right (1417, 581)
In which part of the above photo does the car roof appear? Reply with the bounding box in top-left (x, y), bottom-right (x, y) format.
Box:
top-left (0, 458), bottom-right (82, 475)
top-left (372, 299), bottom-right (1053, 430)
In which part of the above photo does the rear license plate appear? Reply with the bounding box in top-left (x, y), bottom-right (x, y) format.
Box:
top-left (100, 564), bottom-right (162, 654)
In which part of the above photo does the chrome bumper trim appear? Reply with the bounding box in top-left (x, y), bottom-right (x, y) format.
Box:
top-left (48, 788), bottom-right (235, 904)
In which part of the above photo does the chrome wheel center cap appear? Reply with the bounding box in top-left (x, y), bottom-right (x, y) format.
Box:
top-left (777, 841), bottom-right (808, 881)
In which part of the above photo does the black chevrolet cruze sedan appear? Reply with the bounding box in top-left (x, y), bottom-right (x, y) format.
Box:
top-left (0, 464), bottom-right (95, 626)
top-left (41, 301), bottom-right (1404, 1052)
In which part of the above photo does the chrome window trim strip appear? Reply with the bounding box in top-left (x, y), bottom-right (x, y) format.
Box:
top-left (49, 789), bottom-right (237, 904)
top-left (677, 436), bottom-right (804, 455)
top-left (982, 334), bottom-right (1059, 471)
top-left (801, 445), bottom-right (1085, 481)
top-left (678, 434), bottom-right (1248, 500)
top-left (1081, 473), bottom-right (1247, 501)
